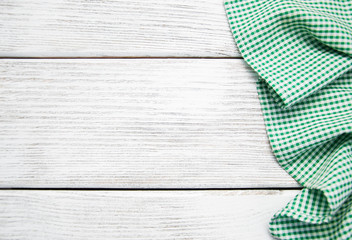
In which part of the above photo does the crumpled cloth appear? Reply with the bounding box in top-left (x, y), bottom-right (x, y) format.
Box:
top-left (224, 0), bottom-right (352, 239)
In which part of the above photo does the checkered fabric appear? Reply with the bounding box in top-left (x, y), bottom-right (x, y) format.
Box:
top-left (224, 0), bottom-right (352, 239)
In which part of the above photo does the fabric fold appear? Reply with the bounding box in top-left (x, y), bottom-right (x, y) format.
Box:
top-left (224, 0), bottom-right (352, 108)
top-left (224, 0), bottom-right (352, 239)
top-left (256, 73), bottom-right (352, 238)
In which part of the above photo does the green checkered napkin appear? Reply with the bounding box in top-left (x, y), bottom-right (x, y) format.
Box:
top-left (224, 0), bottom-right (352, 239)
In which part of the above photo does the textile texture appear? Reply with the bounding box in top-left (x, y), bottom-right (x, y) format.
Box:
top-left (224, 0), bottom-right (352, 239)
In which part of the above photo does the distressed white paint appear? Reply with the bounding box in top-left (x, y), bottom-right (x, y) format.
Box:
top-left (0, 0), bottom-right (239, 57)
top-left (0, 59), bottom-right (298, 188)
top-left (0, 190), bottom-right (299, 239)
top-left (0, 1), bottom-right (301, 237)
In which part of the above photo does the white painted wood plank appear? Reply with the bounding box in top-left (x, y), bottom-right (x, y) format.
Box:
top-left (0, 0), bottom-right (238, 57)
top-left (0, 190), bottom-right (299, 239)
top-left (0, 59), bottom-right (298, 188)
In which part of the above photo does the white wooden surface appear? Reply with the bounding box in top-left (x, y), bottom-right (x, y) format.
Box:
top-left (0, 190), bottom-right (299, 240)
top-left (0, 59), bottom-right (297, 188)
top-left (0, 0), bottom-right (239, 57)
top-left (0, 1), bottom-right (300, 239)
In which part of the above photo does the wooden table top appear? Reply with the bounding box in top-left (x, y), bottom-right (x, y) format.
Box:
top-left (0, 1), bottom-right (300, 239)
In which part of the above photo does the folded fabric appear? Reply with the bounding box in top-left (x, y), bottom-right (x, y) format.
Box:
top-left (224, 0), bottom-right (352, 239)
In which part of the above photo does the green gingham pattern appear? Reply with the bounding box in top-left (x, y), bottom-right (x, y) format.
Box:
top-left (224, 0), bottom-right (352, 239)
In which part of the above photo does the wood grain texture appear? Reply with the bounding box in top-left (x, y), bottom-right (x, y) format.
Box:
top-left (0, 190), bottom-right (299, 239)
top-left (0, 0), bottom-right (239, 57)
top-left (0, 59), bottom-right (299, 188)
